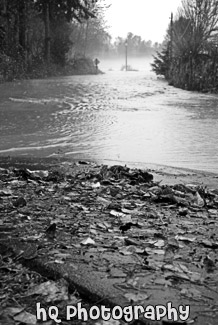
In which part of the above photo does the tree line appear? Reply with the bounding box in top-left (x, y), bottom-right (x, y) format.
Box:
top-left (0, 0), bottom-right (104, 80)
top-left (152, 0), bottom-right (218, 92)
top-left (72, 31), bottom-right (162, 58)
top-left (109, 33), bottom-right (162, 57)
top-left (0, 0), bottom-right (164, 81)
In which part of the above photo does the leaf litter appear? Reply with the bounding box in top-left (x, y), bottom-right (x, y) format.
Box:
top-left (0, 162), bottom-right (218, 323)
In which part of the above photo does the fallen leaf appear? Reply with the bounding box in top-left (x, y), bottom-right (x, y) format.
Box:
top-left (13, 196), bottom-right (27, 208)
top-left (110, 210), bottom-right (125, 217)
top-left (154, 239), bottom-right (165, 248)
top-left (14, 311), bottom-right (37, 324)
top-left (124, 292), bottom-right (149, 302)
top-left (81, 237), bottom-right (96, 246)
top-left (175, 235), bottom-right (196, 243)
top-left (4, 307), bottom-right (24, 316)
top-left (26, 280), bottom-right (69, 302)
top-left (92, 182), bottom-right (101, 188)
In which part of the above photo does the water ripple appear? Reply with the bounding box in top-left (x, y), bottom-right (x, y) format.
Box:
top-left (1, 59), bottom-right (218, 172)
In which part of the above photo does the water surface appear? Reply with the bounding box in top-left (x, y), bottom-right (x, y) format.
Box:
top-left (0, 58), bottom-right (218, 173)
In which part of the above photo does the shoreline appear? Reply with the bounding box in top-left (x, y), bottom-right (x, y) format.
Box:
top-left (0, 155), bottom-right (218, 190)
top-left (0, 57), bottom-right (103, 84)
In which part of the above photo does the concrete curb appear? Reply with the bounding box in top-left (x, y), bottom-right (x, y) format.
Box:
top-left (1, 157), bottom-right (218, 324)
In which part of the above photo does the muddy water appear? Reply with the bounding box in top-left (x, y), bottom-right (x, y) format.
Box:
top-left (0, 58), bottom-right (218, 173)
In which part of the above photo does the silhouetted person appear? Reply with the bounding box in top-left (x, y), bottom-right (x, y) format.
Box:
top-left (94, 58), bottom-right (100, 74)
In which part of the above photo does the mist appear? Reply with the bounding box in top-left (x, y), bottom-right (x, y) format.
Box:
top-left (98, 56), bottom-right (154, 73)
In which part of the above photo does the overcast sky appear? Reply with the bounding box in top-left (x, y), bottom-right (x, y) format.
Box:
top-left (104, 0), bottom-right (182, 43)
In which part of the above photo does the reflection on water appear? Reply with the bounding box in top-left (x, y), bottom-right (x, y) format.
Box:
top-left (0, 58), bottom-right (218, 173)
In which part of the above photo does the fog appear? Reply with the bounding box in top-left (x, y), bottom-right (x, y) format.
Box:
top-left (98, 56), bottom-right (154, 73)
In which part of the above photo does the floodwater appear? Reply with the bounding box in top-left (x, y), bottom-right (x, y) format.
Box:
top-left (0, 57), bottom-right (218, 173)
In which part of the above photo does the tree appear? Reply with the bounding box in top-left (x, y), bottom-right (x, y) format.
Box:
top-left (69, 0), bottom-right (111, 57)
top-left (112, 34), bottom-right (159, 57)
top-left (34, 0), bottom-right (99, 64)
top-left (152, 0), bottom-right (218, 91)
top-left (151, 46), bottom-right (171, 77)
top-left (0, 0), bottom-right (103, 80)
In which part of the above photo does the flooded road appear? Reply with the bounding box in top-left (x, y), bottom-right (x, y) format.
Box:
top-left (0, 58), bottom-right (218, 173)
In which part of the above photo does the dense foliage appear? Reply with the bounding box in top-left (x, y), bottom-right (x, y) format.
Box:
top-left (152, 0), bottom-right (218, 92)
top-left (0, 0), bottom-right (99, 81)
top-left (68, 1), bottom-right (111, 58)
top-left (0, 0), bottom-right (167, 82)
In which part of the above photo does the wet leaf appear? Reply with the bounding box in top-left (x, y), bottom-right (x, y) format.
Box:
top-left (96, 222), bottom-right (107, 230)
top-left (162, 264), bottom-right (190, 279)
top-left (119, 222), bottom-right (133, 232)
top-left (119, 246), bottom-right (136, 255)
top-left (208, 209), bottom-right (218, 215)
top-left (120, 214), bottom-right (132, 223)
top-left (201, 239), bottom-right (213, 248)
top-left (203, 255), bottom-right (215, 273)
top-left (146, 248), bottom-right (165, 255)
top-left (14, 310), bottom-right (37, 324)
top-left (110, 210), bottom-right (125, 217)
top-left (153, 278), bottom-right (172, 286)
top-left (91, 182), bottom-right (101, 188)
top-left (26, 280), bottom-right (69, 302)
top-left (178, 207), bottom-right (188, 216)
top-left (30, 169), bottom-right (49, 178)
top-left (22, 244), bottom-right (38, 260)
top-left (81, 237), bottom-right (96, 246)
top-left (154, 239), bottom-right (165, 248)
top-left (4, 307), bottom-right (24, 316)
top-left (167, 237), bottom-right (180, 249)
top-left (181, 288), bottom-right (202, 299)
top-left (109, 267), bottom-right (126, 278)
top-left (124, 237), bottom-right (142, 246)
top-left (124, 292), bottom-right (149, 302)
top-left (96, 196), bottom-right (111, 206)
top-left (45, 223), bottom-right (56, 239)
top-left (13, 196), bottom-right (27, 208)
top-left (0, 312), bottom-right (15, 325)
top-left (175, 235), bottom-right (196, 243)
top-left (194, 191), bottom-right (205, 207)
top-left (0, 189), bottom-right (13, 196)
top-left (53, 252), bottom-right (72, 261)
top-left (189, 272), bottom-right (202, 283)
top-left (54, 259), bottom-right (65, 264)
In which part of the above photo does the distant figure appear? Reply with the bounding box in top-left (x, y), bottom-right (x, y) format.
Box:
top-left (94, 58), bottom-right (100, 74)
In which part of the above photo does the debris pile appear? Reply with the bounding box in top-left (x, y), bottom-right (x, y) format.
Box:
top-left (1, 161), bottom-right (218, 324)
